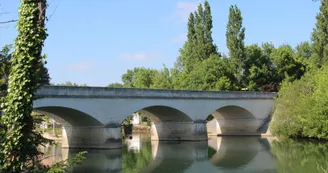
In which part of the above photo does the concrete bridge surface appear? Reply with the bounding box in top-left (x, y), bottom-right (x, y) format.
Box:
top-left (33, 86), bottom-right (276, 149)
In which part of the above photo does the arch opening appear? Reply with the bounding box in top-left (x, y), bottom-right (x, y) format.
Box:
top-left (207, 106), bottom-right (259, 135)
top-left (121, 105), bottom-right (206, 141)
top-left (34, 106), bottom-right (103, 127)
top-left (33, 106), bottom-right (114, 149)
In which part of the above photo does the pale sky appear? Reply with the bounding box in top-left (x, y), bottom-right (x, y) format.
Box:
top-left (0, 0), bottom-right (320, 86)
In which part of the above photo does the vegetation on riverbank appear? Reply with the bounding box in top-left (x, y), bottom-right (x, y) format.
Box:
top-left (271, 138), bottom-right (328, 173)
top-left (270, 0), bottom-right (328, 140)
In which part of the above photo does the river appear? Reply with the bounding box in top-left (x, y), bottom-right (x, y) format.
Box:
top-left (41, 134), bottom-right (328, 173)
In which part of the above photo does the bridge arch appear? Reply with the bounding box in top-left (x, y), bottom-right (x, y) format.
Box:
top-left (34, 106), bottom-right (108, 149)
top-left (124, 105), bottom-right (206, 141)
top-left (34, 106), bottom-right (103, 127)
top-left (207, 105), bottom-right (262, 135)
top-left (135, 105), bottom-right (193, 123)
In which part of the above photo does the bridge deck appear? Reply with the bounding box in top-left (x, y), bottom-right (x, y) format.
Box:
top-left (36, 86), bottom-right (276, 100)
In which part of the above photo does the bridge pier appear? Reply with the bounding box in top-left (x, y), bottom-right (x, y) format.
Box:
top-left (62, 125), bottom-right (122, 149)
top-left (151, 121), bottom-right (208, 141)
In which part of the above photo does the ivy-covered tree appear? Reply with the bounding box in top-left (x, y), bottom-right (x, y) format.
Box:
top-left (226, 5), bottom-right (246, 85)
top-left (0, 0), bottom-right (49, 172)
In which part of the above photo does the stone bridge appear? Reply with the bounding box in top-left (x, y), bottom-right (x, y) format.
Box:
top-left (33, 86), bottom-right (276, 149)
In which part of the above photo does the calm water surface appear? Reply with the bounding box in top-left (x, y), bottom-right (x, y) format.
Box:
top-left (42, 134), bottom-right (328, 173)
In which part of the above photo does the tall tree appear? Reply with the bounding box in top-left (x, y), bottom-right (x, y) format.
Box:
top-left (172, 1), bottom-right (217, 89)
top-left (203, 1), bottom-right (217, 58)
top-left (179, 13), bottom-right (198, 72)
top-left (226, 5), bottom-right (246, 84)
top-left (0, 0), bottom-right (49, 172)
top-left (311, 0), bottom-right (328, 67)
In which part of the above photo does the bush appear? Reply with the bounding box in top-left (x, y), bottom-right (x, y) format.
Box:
top-left (270, 66), bottom-right (328, 139)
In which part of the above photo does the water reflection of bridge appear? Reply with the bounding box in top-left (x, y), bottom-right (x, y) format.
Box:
top-left (54, 135), bottom-right (276, 172)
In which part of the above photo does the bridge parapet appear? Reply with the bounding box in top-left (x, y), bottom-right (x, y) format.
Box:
top-left (36, 86), bottom-right (277, 100)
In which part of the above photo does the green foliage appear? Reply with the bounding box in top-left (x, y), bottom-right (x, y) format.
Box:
top-left (116, 1), bottom-right (311, 93)
top-left (0, 0), bottom-right (49, 172)
top-left (242, 44), bottom-right (276, 90)
top-left (226, 5), bottom-right (246, 83)
top-left (270, 138), bottom-right (328, 173)
top-left (0, 45), bottom-right (12, 99)
top-left (56, 81), bottom-right (87, 86)
top-left (0, 45), bottom-right (50, 100)
top-left (107, 82), bottom-right (125, 88)
top-left (295, 41), bottom-right (314, 69)
top-left (270, 44), bottom-right (306, 83)
top-left (270, 66), bottom-right (328, 139)
top-left (151, 65), bottom-right (173, 89)
top-left (122, 67), bottom-right (157, 88)
top-left (46, 151), bottom-right (87, 173)
top-left (122, 141), bottom-right (152, 173)
top-left (311, 0), bottom-right (328, 68)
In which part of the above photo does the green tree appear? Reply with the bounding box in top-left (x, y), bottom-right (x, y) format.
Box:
top-left (122, 67), bottom-right (157, 88)
top-left (311, 0), bottom-right (328, 67)
top-left (270, 67), bottom-right (328, 139)
top-left (242, 44), bottom-right (275, 90)
top-left (0, 45), bottom-right (50, 98)
top-left (295, 41), bottom-right (313, 69)
top-left (226, 5), bottom-right (246, 85)
top-left (56, 81), bottom-right (87, 86)
top-left (151, 65), bottom-right (172, 89)
top-left (172, 1), bottom-right (217, 90)
top-left (0, 45), bottom-right (12, 98)
top-left (270, 44), bottom-right (306, 83)
top-left (107, 82), bottom-right (125, 88)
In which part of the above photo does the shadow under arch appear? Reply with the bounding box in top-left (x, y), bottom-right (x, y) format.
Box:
top-left (137, 105), bottom-right (193, 123)
top-left (34, 106), bottom-right (103, 127)
top-left (34, 106), bottom-right (111, 149)
top-left (208, 105), bottom-right (260, 135)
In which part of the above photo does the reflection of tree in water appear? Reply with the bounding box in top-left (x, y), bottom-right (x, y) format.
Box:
top-left (122, 141), bottom-right (152, 173)
top-left (271, 139), bottom-right (328, 173)
top-left (208, 146), bottom-right (216, 159)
